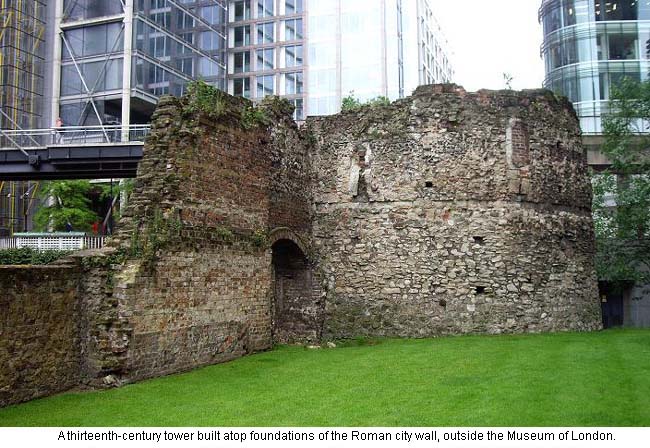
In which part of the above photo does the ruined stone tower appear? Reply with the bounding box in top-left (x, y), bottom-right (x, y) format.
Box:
top-left (308, 85), bottom-right (601, 337)
top-left (0, 85), bottom-right (602, 407)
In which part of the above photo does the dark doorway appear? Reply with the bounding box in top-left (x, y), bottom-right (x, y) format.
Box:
top-left (599, 281), bottom-right (630, 328)
top-left (271, 239), bottom-right (320, 344)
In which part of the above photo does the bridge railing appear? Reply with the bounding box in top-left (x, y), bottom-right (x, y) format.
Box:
top-left (0, 125), bottom-right (151, 150)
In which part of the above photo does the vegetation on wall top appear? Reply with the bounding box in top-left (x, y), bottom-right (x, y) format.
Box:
top-left (341, 91), bottom-right (391, 112)
top-left (0, 248), bottom-right (71, 265)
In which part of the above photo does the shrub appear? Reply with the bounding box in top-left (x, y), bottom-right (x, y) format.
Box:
top-left (0, 248), bottom-right (71, 265)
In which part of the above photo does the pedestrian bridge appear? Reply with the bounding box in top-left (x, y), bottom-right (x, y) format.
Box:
top-left (0, 125), bottom-right (150, 180)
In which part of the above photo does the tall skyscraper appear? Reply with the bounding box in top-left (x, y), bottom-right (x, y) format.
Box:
top-left (227, 0), bottom-right (453, 118)
top-left (539, 0), bottom-right (650, 134)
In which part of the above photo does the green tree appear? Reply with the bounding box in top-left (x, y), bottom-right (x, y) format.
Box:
top-left (592, 77), bottom-right (650, 283)
top-left (341, 91), bottom-right (390, 112)
top-left (33, 180), bottom-right (102, 232)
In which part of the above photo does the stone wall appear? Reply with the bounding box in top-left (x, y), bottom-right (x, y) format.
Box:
top-left (0, 265), bottom-right (81, 406)
top-left (89, 94), bottom-right (282, 384)
top-left (0, 84), bottom-right (603, 406)
top-left (308, 85), bottom-right (601, 337)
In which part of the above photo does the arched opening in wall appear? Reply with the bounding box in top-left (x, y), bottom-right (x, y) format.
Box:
top-left (271, 238), bottom-right (320, 344)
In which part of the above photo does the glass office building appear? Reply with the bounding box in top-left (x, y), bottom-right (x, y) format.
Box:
top-left (52, 0), bottom-right (227, 128)
top-left (227, 0), bottom-right (453, 118)
top-left (0, 0), bottom-right (46, 235)
top-left (227, 0), bottom-right (305, 119)
top-left (540, 0), bottom-right (650, 133)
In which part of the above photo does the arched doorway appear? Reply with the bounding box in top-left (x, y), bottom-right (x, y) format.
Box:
top-left (271, 238), bottom-right (321, 343)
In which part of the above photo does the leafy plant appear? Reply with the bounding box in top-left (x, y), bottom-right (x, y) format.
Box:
top-left (592, 76), bottom-right (650, 283)
top-left (341, 92), bottom-right (363, 112)
top-left (0, 248), bottom-right (71, 265)
top-left (341, 91), bottom-right (391, 112)
top-left (503, 72), bottom-right (514, 90)
top-left (33, 180), bottom-right (100, 232)
top-left (241, 106), bottom-right (269, 129)
top-left (183, 80), bottom-right (226, 119)
top-left (250, 229), bottom-right (267, 247)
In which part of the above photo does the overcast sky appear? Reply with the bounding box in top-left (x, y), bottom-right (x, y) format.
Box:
top-left (432, 0), bottom-right (545, 91)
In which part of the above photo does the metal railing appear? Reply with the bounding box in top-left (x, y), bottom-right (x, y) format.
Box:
top-left (0, 233), bottom-right (106, 251)
top-left (0, 124), bottom-right (151, 150)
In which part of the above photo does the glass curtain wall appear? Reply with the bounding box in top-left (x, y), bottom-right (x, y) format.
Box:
top-left (306, 0), bottom-right (452, 116)
top-left (540, 0), bottom-right (650, 133)
top-left (58, 0), bottom-right (227, 126)
top-left (228, 0), bottom-right (305, 119)
top-left (133, 0), bottom-right (227, 98)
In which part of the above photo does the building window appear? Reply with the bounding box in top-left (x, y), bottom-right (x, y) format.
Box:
top-left (199, 57), bottom-right (220, 77)
top-left (284, 45), bottom-right (302, 67)
top-left (177, 11), bottom-right (195, 29)
top-left (149, 35), bottom-right (168, 58)
top-left (234, 77), bottom-right (251, 98)
top-left (179, 32), bottom-right (193, 49)
top-left (257, 22), bottom-right (274, 44)
top-left (284, 18), bottom-right (302, 41)
top-left (201, 31), bottom-right (222, 51)
top-left (201, 5), bottom-right (225, 25)
top-left (290, 98), bottom-right (303, 120)
top-left (234, 51), bottom-right (251, 73)
top-left (178, 58), bottom-right (194, 76)
top-left (62, 23), bottom-right (123, 59)
top-left (234, 25), bottom-right (251, 47)
top-left (608, 34), bottom-right (638, 60)
top-left (152, 0), bottom-right (168, 9)
top-left (285, 71), bottom-right (303, 94)
top-left (258, 0), bottom-right (274, 17)
top-left (285, 0), bottom-right (303, 14)
top-left (150, 11), bottom-right (170, 27)
top-left (233, 1), bottom-right (251, 21)
top-left (256, 48), bottom-right (274, 71)
top-left (596, 0), bottom-right (638, 21)
top-left (257, 75), bottom-right (274, 97)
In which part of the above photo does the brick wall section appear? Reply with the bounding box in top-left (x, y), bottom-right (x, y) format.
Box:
top-left (120, 241), bottom-right (271, 382)
top-left (0, 265), bottom-right (81, 406)
top-left (99, 94), bottom-right (279, 384)
top-left (261, 99), bottom-right (313, 237)
top-left (307, 85), bottom-right (601, 337)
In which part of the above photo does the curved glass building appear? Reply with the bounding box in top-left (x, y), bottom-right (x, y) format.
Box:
top-left (540, 0), bottom-right (650, 134)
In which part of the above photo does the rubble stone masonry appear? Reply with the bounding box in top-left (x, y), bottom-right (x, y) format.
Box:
top-left (308, 85), bottom-right (601, 336)
top-left (0, 85), bottom-right (602, 406)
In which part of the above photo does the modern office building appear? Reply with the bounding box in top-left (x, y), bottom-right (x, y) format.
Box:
top-left (6, 0), bottom-right (452, 128)
top-left (539, 0), bottom-right (650, 327)
top-left (49, 0), bottom-right (227, 129)
top-left (0, 0), bottom-right (46, 235)
top-left (539, 0), bottom-right (650, 134)
top-left (227, 0), bottom-right (453, 119)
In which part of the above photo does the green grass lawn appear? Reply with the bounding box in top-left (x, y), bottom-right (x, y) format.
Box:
top-left (1, 329), bottom-right (649, 426)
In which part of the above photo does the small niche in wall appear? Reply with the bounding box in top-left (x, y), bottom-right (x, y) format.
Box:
top-left (475, 286), bottom-right (486, 295)
top-left (439, 299), bottom-right (447, 308)
top-left (473, 236), bottom-right (485, 245)
top-left (425, 181), bottom-right (433, 188)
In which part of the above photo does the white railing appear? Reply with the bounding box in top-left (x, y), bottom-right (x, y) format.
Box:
top-left (0, 124), bottom-right (151, 150)
top-left (0, 233), bottom-right (106, 251)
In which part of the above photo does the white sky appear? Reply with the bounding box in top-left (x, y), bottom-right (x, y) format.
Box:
top-left (432, 0), bottom-right (545, 91)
